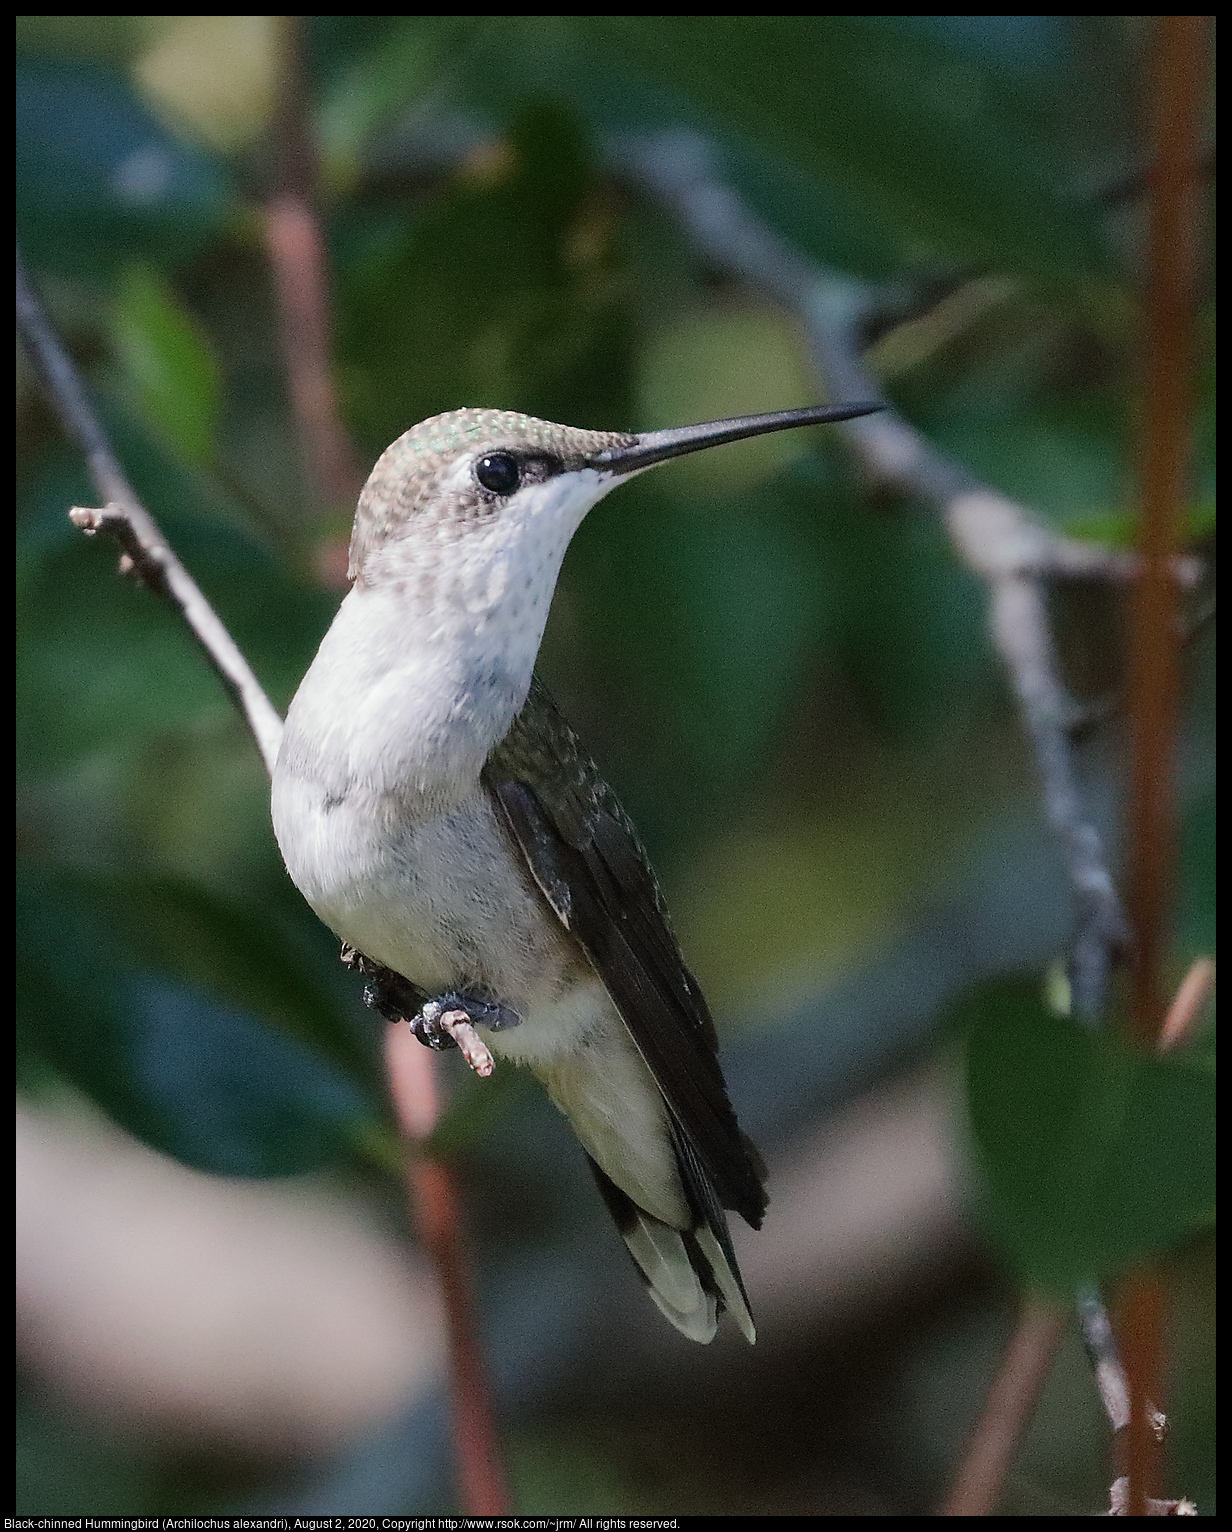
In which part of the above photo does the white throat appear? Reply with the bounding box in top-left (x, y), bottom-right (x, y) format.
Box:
top-left (278, 463), bottom-right (619, 808)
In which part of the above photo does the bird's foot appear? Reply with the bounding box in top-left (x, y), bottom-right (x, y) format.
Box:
top-left (343, 946), bottom-right (428, 1025)
top-left (412, 994), bottom-right (520, 1077)
top-left (339, 947), bottom-right (517, 1079)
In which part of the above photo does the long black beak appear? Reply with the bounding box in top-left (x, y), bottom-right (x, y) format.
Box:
top-left (589, 401), bottom-right (882, 474)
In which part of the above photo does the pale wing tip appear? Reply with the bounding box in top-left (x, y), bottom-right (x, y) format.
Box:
top-left (623, 1214), bottom-right (757, 1344)
top-left (624, 1214), bottom-right (719, 1343)
top-left (646, 1283), bottom-right (719, 1344)
top-left (695, 1224), bottom-right (757, 1344)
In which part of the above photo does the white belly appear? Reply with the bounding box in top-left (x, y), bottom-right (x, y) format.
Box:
top-left (272, 759), bottom-right (686, 1224)
top-left (272, 768), bottom-right (608, 1066)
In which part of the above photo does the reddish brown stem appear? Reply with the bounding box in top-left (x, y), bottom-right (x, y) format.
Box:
top-left (262, 16), bottom-right (362, 514)
top-left (262, 193), bottom-right (362, 513)
top-left (1156, 958), bottom-right (1214, 1055)
top-left (1121, 15), bottom-right (1208, 1516)
top-left (1126, 14), bottom-right (1206, 1051)
top-left (384, 1025), bottom-right (510, 1515)
top-left (410, 1158), bottom-right (510, 1515)
top-left (939, 1298), bottom-right (1068, 1516)
top-left (1119, 1273), bottom-right (1169, 1517)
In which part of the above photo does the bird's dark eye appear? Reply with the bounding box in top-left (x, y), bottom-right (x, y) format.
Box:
top-left (476, 453), bottom-right (521, 495)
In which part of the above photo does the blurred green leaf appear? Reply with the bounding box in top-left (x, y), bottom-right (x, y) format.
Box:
top-left (17, 874), bottom-right (381, 1177)
top-left (1179, 791), bottom-right (1215, 957)
top-left (928, 397), bottom-right (1126, 531)
top-left (317, 16), bottom-right (478, 189)
top-left (16, 60), bottom-right (231, 276)
top-left (111, 263), bottom-right (221, 464)
top-left (89, 874), bottom-right (382, 1090)
top-left (962, 981), bottom-right (1215, 1292)
top-left (337, 97), bottom-right (634, 451)
top-left (576, 17), bottom-right (1113, 290)
top-left (1062, 499), bottom-right (1217, 550)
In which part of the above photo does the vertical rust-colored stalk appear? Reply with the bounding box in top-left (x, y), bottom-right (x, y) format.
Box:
top-left (263, 15), bottom-right (362, 515)
top-left (1121, 14), bottom-right (1207, 1517)
top-left (385, 1025), bottom-right (511, 1515)
top-left (1125, 12), bottom-right (1205, 1050)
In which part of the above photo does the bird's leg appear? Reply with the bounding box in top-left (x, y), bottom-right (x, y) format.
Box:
top-left (413, 995), bottom-right (522, 1077)
top-left (339, 945), bottom-right (518, 1078)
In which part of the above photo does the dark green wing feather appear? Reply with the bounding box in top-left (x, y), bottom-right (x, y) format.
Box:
top-left (483, 675), bottom-right (767, 1231)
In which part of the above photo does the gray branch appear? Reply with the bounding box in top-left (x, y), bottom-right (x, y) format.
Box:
top-left (611, 128), bottom-right (1139, 1020)
top-left (16, 246), bottom-right (285, 779)
top-left (610, 129), bottom-right (1170, 1448)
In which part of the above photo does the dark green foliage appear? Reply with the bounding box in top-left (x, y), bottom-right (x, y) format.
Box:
top-left (18, 874), bottom-right (379, 1178)
top-left (961, 981), bottom-right (1215, 1292)
top-left (1179, 791), bottom-right (1216, 955)
top-left (337, 98), bottom-right (635, 452)
top-left (578, 16), bottom-right (1113, 289)
top-left (15, 15), bottom-right (1215, 1514)
top-left (16, 60), bottom-right (231, 275)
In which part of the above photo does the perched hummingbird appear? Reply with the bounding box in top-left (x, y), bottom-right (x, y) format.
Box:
top-left (271, 401), bottom-right (878, 1343)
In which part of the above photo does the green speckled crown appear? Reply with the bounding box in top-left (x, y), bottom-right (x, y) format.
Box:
top-left (349, 409), bottom-right (634, 579)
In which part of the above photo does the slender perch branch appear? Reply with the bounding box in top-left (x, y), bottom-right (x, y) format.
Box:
top-left (16, 249), bottom-right (285, 778)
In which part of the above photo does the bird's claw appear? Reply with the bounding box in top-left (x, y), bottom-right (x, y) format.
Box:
top-left (339, 947), bottom-right (517, 1079)
top-left (410, 993), bottom-right (521, 1077)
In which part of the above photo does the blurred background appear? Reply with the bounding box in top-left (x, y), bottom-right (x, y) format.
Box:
top-left (16, 16), bottom-right (1214, 1516)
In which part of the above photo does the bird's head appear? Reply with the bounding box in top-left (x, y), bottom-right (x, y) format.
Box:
top-left (346, 402), bottom-right (881, 592)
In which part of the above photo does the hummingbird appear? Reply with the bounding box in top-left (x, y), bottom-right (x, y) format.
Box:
top-left (271, 401), bottom-right (878, 1343)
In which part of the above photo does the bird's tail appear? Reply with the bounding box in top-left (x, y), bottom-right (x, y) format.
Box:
top-left (588, 1156), bottom-right (756, 1344)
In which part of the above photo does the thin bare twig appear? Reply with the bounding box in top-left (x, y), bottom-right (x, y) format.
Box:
top-left (16, 248), bottom-right (285, 777)
top-left (1156, 958), bottom-right (1214, 1056)
top-left (939, 1298), bottom-right (1068, 1516)
top-left (1075, 1281), bottom-right (1136, 1436)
